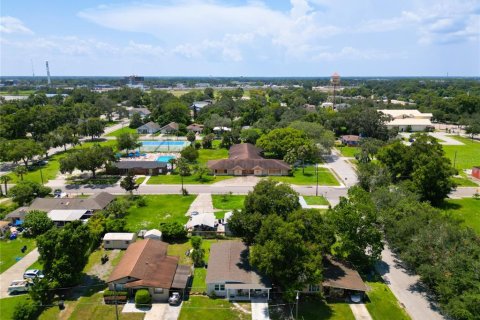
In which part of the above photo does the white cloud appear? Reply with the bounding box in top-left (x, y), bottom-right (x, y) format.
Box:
top-left (312, 46), bottom-right (406, 61)
top-left (0, 16), bottom-right (33, 34)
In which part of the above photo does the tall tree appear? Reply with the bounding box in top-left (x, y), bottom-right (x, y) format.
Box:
top-left (60, 144), bottom-right (115, 178)
top-left (176, 157), bottom-right (191, 193)
top-left (256, 128), bottom-right (312, 159)
top-left (1, 175), bottom-right (12, 194)
top-left (23, 210), bottom-right (54, 237)
top-left (8, 181), bottom-right (52, 206)
top-left (116, 132), bottom-right (140, 154)
top-left (120, 172), bottom-right (139, 195)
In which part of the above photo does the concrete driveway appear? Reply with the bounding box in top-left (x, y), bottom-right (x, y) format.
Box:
top-left (123, 302), bottom-right (181, 320)
top-left (0, 249), bottom-right (40, 299)
top-left (349, 303), bottom-right (372, 320)
top-left (251, 298), bottom-right (269, 320)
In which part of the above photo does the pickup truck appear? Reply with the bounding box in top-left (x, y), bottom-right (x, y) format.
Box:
top-left (8, 280), bottom-right (33, 294)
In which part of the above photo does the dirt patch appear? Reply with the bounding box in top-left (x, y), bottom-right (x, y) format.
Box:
top-left (88, 249), bottom-right (121, 281)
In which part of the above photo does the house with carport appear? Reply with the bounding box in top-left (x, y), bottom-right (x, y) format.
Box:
top-left (206, 240), bottom-right (271, 300)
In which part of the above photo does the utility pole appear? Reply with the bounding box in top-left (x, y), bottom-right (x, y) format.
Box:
top-left (315, 162), bottom-right (319, 196)
top-left (114, 286), bottom-right (119, 320)
top-left (295, 291), bottom-right (299, 319)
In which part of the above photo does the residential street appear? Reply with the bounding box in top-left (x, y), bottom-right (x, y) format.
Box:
top-left (375, 246), bottom-right (445, 320)
top-left (0, 249), bottom-right (39, 299)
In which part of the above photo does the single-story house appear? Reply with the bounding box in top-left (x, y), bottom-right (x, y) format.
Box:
top-left (5, 206), bottom-right (30, 225)
top-left (472, 166), bottom-right (480, 179)
top-left (186, 212), bottom-right (216, 233)
top-left (28, 192), bottom-right (115, 212)
top-left (47, 209), bottom-right (89, 227)
top-left (213, 126), bottom-right (231, 132)
top-left (335, 103), bottom-right (351, 110)
top-left (107, 239), bottom-right (191, 301)
top-left (160, 122), bottom-right (179, 134)
top-left (144, 229), bottom-right (162, 240)
top-left (112, 161), bottom-right (167, 176)
top-left (103, 232), bottom-right (137, 249)
top-left (207, 143), bottom-right (290, 176)
top-left (379, 109), bottom-right (434, 132)
top-left (137, 122), bottom-right (161, 135)
top-left (190, 101), bottom-right (212, 111)
top-left (206, 241), bottom-right (271, 300)
top-left (341, 135), bottom-right (360, 146)
top-left (186, 123), bottom-right (204, 134)
top-left (303, 104), bottom-right (317, 112)
top-left (321, 102), bottom-right (334, 108)
top-left (303, 256), bottom-right (368, 300)
top-left (129, 108), bottom-right (151, 119)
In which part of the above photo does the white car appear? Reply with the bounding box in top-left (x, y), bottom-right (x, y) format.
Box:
top-left (8, 280), bottom-right (33, 294)
top-left (23, 269), bottom-right (44, 279)
top-left (168, 292), bottom-right (181, 305)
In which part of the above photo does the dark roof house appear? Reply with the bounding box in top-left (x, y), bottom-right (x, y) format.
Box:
top-left (160, 122), bottom-right (179, 134)
top-left (137, 121), bottom-right (161, 134)
top-left (29, 192), bottom-right (115, 212)
top-left (207, 143), bottom-right (290, 176)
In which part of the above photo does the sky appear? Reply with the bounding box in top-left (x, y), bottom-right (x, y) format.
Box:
top-left (1, 0), bottom-right (479, 77)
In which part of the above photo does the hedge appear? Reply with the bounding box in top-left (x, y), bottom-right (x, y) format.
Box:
top-left (103, 290), bottom-right (128, 297)
top-left (135, 289), bottom-right (152, 308)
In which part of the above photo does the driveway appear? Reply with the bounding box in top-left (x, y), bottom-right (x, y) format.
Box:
top-left (187, 193), bottom-right (214, 215)
top-left (251, 298), bottom-right (269, 320)
top-left (325, 151), bottom-right (358, 187)
top-left (399, 132), bottom-right (464, 145)
top-left (0, 248), bottom-right (40, 299)
top-left (375, 246), bottom-right (444, 320)
top-left (349, 303), bottom-right (372, 320)
top-left (122, 302), bottom-right (181, 320)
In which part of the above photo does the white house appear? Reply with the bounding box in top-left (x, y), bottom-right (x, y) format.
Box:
top-left (47, 209), bottom-right (89, 227)
top-left (379, 109), bottom-right (434, 132)
top-left (103, 233), bottom-right (137, 249)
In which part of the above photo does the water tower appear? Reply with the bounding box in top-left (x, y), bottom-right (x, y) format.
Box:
top-left (331, 72), bottom-right (340, 108)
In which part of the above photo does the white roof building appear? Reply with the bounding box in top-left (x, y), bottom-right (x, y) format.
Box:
top-left (47, 209), bottom-right (87, 222)
top-left (103, 233), bottom-right (137, 241)
top-left (186, 212), bottom-right (216, 229)
top-left (379, 109), bottom-right (433, 132)
top-left (144, 229), bottom-right (162, 240)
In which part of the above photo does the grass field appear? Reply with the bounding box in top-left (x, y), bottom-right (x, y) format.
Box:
top-left (147, 173), bottom-right (232, 185)
top-left (198, 147), bottom-right (229, 166)
top-left (0, 295), bottom-right (31, 319)
top-left (212, 195), bottom-right (246, 210)
top-left (270, 298), bottom-right (354, 320)
top-left (441, 198), bottom-right (480, 234)
top-left (179, 296), bottom-right (250, 320)
top-left (270, 166), bottom-right (340, 186)
top-left (443, 136), bottom-right (480, 170)
top-left (125, 195), bottom-right (196, 231)
top-left (365, 281), bottom-right (410, 320)
top-left (337, 146), bottom-right (360, 158)
top-left (452, 175), bottom-right (478, 187)
top-left (7, 140), bottom-right (118, 184)
top-left (0, 237), bottom-right (36, 273)
top-left (105, 126), bottom-right (137, 137)
top-left (135, 176), bottom-right (146, 184)
top-left (303, 195), bottom-right (330, 206)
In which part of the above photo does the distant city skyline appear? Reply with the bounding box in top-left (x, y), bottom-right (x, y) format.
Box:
top-left (1, 0), bottom-right (479, 77)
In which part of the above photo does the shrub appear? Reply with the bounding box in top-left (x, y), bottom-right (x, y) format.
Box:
top-left (103, 290), bottom-right (128, 297)
top-left (136, 196), bottom-right (147, 207)
top-left (180, 146), bottom-right (199, 162)
top-left (12, 300), bottom-right (40, 320)
top-left (135, 289), bottom-right (152, 308)
top-left (160, 221), bottom-right (187, 242)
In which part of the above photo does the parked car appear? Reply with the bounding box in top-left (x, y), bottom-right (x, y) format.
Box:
top-left (23, 269), bottom-right (44, 279)
top-left (8, 280), bottom-right (33, 294)
top-left (54, 189), bottom-right (62, 197)
top-left (168, 292), bottom-right (181, 305)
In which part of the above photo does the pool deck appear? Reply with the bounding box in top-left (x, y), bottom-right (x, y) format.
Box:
top-left (120, 153), bottom-right (178, 162)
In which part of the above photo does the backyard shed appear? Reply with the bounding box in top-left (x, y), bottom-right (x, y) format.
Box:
top-left (103, 232), bottom-right (137, 249)
top-left (144, 229), bottom-right (162, 240)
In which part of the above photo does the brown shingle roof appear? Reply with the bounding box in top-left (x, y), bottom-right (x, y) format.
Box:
top-left (206, 241), bottom-right (270, 288)
top-left (207, 143), bottom-right (290, 171)
top-left (322, 256), bottom-right (367, 292)
top-left (341, 135), bottom-right (360, 142)
top-left (29, 193), bottom-right (115, 211)
top-left (171, 264), bottom-right (191, 289)
top-left (108, 239), bottom-right (179, 289)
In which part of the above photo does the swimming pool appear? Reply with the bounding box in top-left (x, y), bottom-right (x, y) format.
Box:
top-left (141, 141), bottom-right (188, 146)
top-left (156, 155), bottom-right (175, 163)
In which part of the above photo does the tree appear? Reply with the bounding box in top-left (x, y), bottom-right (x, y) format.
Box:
top-left (327, 187), bottom-right (383, 268)
top-left (202, 133), bottom-right (215, 149)
top-left (12, 300), bottom-right (40, 320)
top-left (176, 157), bottom-right (191, 192)
top-left (194, 165), bottom-right (210, 182)
top-left (120, 172), bottom-right (139, 195)
top-left (356, 138), bottom-right (385, 163)
top-left (180, 146), bottom-right (199, 162)
top-left (220, 131), bottom-right (239, 149)
top-left (289, 121), bottom-right (335, 155)
top-left (60, 144), bottom-right (115, 178)
top-left (37, 221), bottom-right (92, 287)
top-left (357, 162), bottom-right (391, 192)
top-left (204, 87), bottom-right (214, 99)
top-left (14, 165), bottom-right (27, 181)
top-left (160, 221), bottom-right (187, 242)
top-left (116, 132), bottom-right (140, 154)
top-left (95, 96), bottom-right (116, 122)
top-left (23, 210), bottom-right (54, 237)
top-left (0, 175), bottom-right (11, 195)
top-left (190, 236), bottom-right (205, 267)
top-left (240, 128), bottom-right (261, 144)
top-left (9, 181), bottom-right (51, 206)
top-left (52, 125), bottom-right (78, 151)
top-left (129, 112), bottom-right (143, 129)
top-left (297, 143), bottom-right (318, 174)
top-left (465, 118), bottom-right (480, 140)
top-left (186, 131), bottom-right (196, 145)
top-left (29, 278), bottom-right (55, 307)
top-left (256, 128), bottom-right (312, 159)
top-left (9, 139), bottom-right (44, 168)
top-left (78, 118), bottom-right (105, 140)
top-left (283, 149), bottom-right (297, 166)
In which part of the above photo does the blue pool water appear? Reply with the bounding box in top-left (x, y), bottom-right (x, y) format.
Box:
top-left (156, 156), bottom-right (175, 162)
top-left (141, 141), bottom-right (188, 146)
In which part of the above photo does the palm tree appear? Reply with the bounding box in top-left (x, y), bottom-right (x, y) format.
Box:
top-left (14, 166), bottom-right (27, 181)
top-left (0, 175), bottom-right (12, 195)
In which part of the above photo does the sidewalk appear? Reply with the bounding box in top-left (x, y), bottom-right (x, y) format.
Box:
top-left (0, 249), bottom-right (40, 299)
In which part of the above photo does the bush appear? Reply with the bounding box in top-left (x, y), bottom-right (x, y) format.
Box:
top-left (180, 146), bottom-right (199, 162)
top-left (12, 300), bottom-right (40, 320)
top-left (135, 289), bottom-right (152, 308)
top-left (103, 290), bottom-right (128, 297)
top-left (160, 221), bottom-right (187, 242)
top-left (136, 196), bottom-right (147, 207)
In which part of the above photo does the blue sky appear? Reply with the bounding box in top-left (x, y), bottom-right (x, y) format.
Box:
top-left (1, 0), bottom-right (479, 76)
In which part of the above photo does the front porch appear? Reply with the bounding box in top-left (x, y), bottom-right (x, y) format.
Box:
top-left (225, 283), bottom-right (270, 301)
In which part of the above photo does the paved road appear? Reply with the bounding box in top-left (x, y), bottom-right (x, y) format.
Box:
top-left (326, 151), bottom-right (358, 187)
top-left (349, 303), bottom-right (372, 320)
top-left (0, 249), bottom-right (40, 299)
top-left (375, 246), bottom-right (444, 320)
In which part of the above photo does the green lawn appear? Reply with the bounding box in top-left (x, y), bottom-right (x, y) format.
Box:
top-left (443, 136), bottom-right (480, 170)
top-left (270, 166), bottom-right (340, 186)
top-left (125, 195), bottom-right (196, 231)
top-left (192, 268), bottom-right (207, 293)
top-left (337, 146), bottom-right (360, 158)
top-left (303, 196), bottom-right (330, 206)
top-left (365, 281), bottom-right (410, 320)
top-left (147, 173), bottom-right (232, 185)
top-left (452, 176), bottom-right (478, 187)
top-left (0, 237), bottom-right (36, 273)
top-left (212, 195), bottom-right (246, 210)
top-left (7, 140), bottom-right (118, 184)
top-left (441, 198), bottom-right (480, 234)
top-left (135, 176), bottom-right (146, 184)
top-left (179, 296), bottom-right (250, 320)
top-left (105, 126), bottom-right (137, 137)
top-left (276, 298), bottom-right (354, 320)
top-left (0, 295), bottom-right (30, 319)
top-left (198, 147), bottom-right (229, 166)
top-left (69, 292), bottom-right (144, 320)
